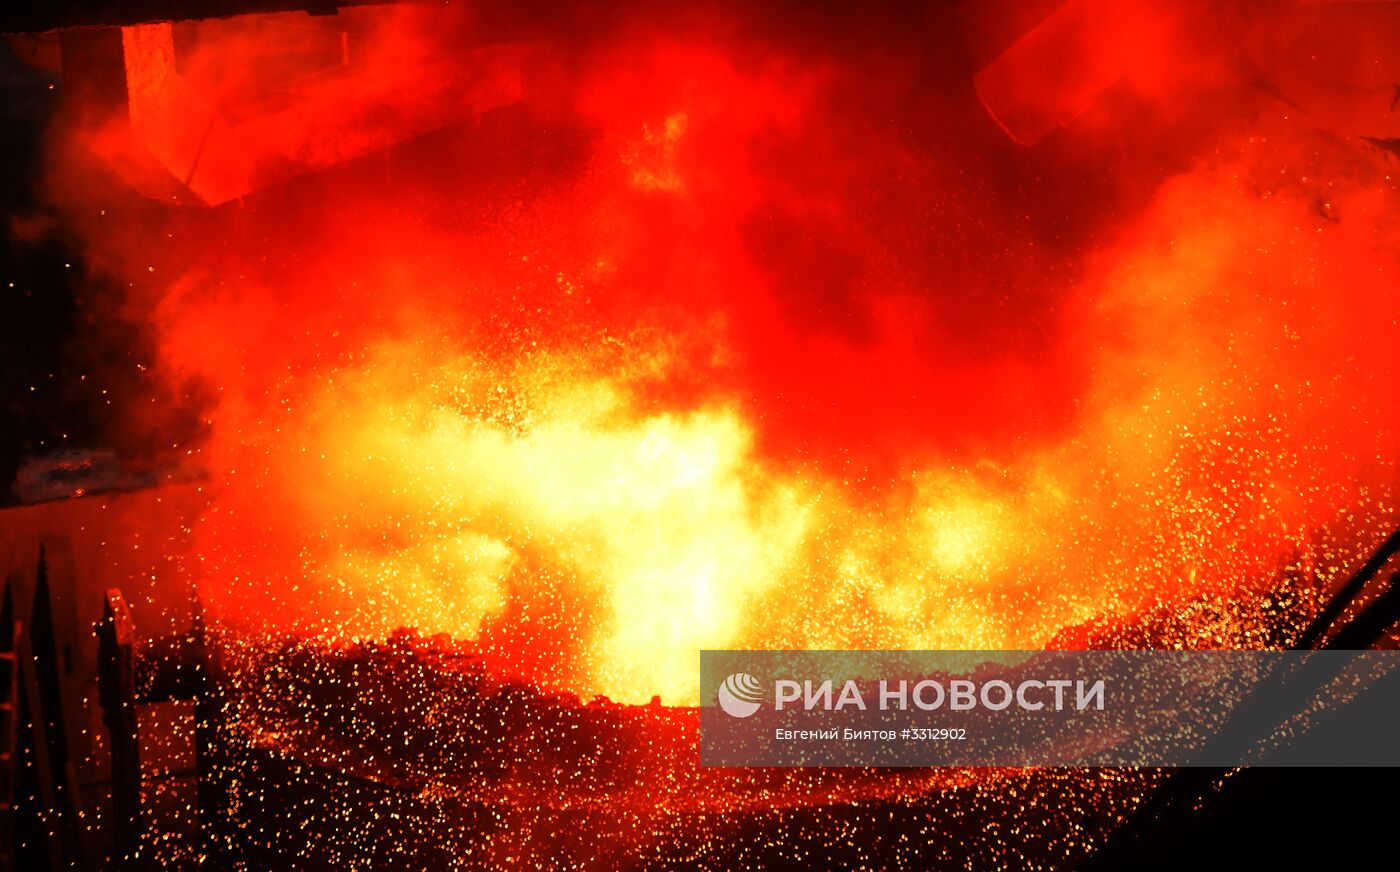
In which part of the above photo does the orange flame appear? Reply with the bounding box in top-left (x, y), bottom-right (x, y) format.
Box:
top-left (38, 5), bottom-right (1400, 703)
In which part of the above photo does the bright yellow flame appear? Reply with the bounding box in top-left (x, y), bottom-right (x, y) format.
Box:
top-left (926, 498), bottom-right (1003, 578)
top-left (198, 161), bottom-right (1400, 704)
top-left (262, 342), bottom-right (810, 703)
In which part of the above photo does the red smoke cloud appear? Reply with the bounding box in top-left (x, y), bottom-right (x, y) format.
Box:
top-left (30, 2), bottom-right (1400, 701)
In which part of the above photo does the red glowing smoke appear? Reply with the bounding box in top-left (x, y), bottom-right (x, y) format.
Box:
top-left (23, 1), bottom-right (1400, 701)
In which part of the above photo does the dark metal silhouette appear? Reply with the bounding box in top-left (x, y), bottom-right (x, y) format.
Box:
top-left (1089, 526), bottom-right (1400, 868)
top-left (97, 590), bottom-right (142, 869)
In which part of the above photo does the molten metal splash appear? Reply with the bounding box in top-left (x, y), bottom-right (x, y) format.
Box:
top-left (41, 3), bottom-right (1400, 704)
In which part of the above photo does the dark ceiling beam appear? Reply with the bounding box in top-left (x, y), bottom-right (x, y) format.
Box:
top-left (2, 0), bottom-right (403, 35)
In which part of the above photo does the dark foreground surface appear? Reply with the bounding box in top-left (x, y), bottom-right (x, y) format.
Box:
top-left (131, 632), bottom-right (1395, 870)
